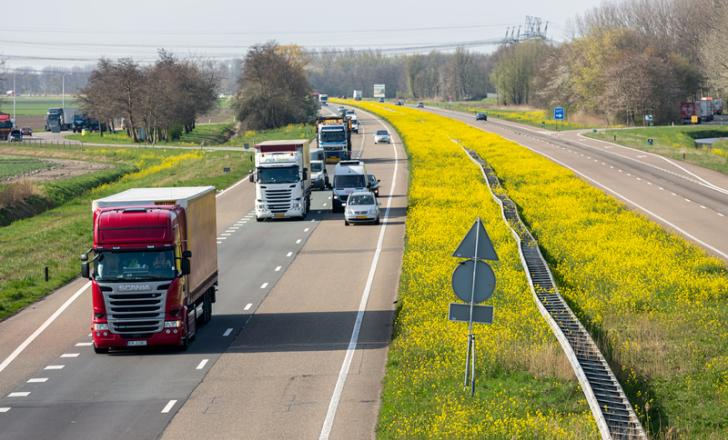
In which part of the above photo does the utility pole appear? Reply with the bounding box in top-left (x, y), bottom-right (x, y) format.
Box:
top-left (13, 72), bottom-right (16, 123)
top-left (62, 74), bottom-right (65, 111)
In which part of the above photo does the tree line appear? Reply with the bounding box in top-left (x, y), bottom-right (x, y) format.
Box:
top-left (491, 0), bottom-right (728, 125)
top-left (80, 52), bottom-right (218, 143)
top-left (307, 49), bottom-right (494, 100)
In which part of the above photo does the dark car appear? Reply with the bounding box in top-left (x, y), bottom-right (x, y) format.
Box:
top-left (368, 174), bottom-right (380, 197)
top-left (395, 100), bottom-right (404, 106)
top-left (21, 127), bottom-right (32, 136)
top-left (416, 102), bottom-right (424, 108)
top-left (8, 129), bottom-right (23, 142)
top-left (475, 112), bottom-right (488, 121)
top-left (378, 97), bottom-right (385, 103)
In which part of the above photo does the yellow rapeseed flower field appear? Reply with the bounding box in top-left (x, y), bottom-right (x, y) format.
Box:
top-left (337, 99), bottom-right (728, 439)
top-left (333, 100), bottom-right (599, 439)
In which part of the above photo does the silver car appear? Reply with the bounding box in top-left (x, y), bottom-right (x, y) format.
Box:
top-left (344, 191), bottom-right (380, 225)
top-left (374, 130), bottom-right (390, 144)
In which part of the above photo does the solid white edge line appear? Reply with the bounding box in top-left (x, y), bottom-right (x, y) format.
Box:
top-left (0, 172), bottom-right (253, 377)
top-left (161, 399), bottom-right (177, 414)
top-left (0, 281), bottom-right (90, 375)
top-left (195, 359), bottom-right (209, 370)
top-left (222, 328), bottom-right (233, 337)
top-left (319, 110), bottom-right (399, 440)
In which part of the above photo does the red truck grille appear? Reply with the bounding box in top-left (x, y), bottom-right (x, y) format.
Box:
top-left (100, 282), bottom-right (166, 335)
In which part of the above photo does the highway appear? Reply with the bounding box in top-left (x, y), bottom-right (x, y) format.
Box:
top-left (0, 108), bottom-right (407, 439)
top-left (425, 106), bottom-right (728, 261)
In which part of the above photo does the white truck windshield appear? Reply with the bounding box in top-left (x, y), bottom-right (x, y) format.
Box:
top-left (320, 130), bottom-right (346, 143)
top-left (258, 166), bottom-right (299, 184)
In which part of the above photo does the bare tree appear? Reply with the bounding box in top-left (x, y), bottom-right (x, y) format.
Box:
top-left (233, 42), bottom-right (317, 129)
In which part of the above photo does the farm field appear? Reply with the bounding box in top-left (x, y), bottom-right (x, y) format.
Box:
top-left (340, 99), bottom-right (728, 439)
top-left (0, 156), bottom-right (53, 180)
top-left (587, 126), bottom-right (728, 175)
top-left (67, 123), bottom-right (236, 146)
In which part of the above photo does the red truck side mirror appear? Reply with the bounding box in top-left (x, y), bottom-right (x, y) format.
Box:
top-left (180, 258), bottom-right (191, 276)
top-left (80, 253), bottom-right (90, 279)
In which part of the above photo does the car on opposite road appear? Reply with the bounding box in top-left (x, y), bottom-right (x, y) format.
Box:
top-left (344, 191), bottom-right (380, 225)
top-left (310, 160), bottom-right (329, 190)
top-left (21, 127), bottom-right (32, 136)
top-left (374, 129), bottom-right (391, 144)
top-left (396, 100), bottom-right (404, 106)
top-left (475, 112), bottom-right (488, 121)
top-left (416, 102), bottom-right (424, 108)
top-left (378, 97), bottom-right (385, 103)
top-left (8, 129), bottom-right (22, 142)
top-left (368, 174), bottom-right (380, 197)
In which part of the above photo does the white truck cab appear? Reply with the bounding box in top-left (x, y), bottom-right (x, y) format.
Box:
top-left (253, 140), bottom-right (311, 221)
top-left (332, 160), bottom-right (369, 213)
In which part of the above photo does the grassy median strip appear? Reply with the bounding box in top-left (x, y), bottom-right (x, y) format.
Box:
top-left (587, 126), bottom-right (728, 176)
top-left (343, 100), bottom-right (728, 439)
top-left (0, 144), bottom-right (252, 320)
top-left (334, 99), bottom-right (598, 439)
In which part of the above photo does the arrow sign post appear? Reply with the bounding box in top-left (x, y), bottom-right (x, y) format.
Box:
top-left (449, 218), bottom-right (498, 396)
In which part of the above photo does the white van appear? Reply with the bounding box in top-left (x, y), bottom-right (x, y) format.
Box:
top-left (332, 160), bottom-right (368, 212)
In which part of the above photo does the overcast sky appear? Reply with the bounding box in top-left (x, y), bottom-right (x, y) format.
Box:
top-left (1, 0), bottom-right (606, 70)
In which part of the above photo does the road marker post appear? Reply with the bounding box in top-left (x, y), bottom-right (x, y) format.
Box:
top-left (449, 218), bottom-right (498, 396)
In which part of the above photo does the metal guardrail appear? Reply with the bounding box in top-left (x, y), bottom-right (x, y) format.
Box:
top-left (463, 146), bottom-right (647, 440)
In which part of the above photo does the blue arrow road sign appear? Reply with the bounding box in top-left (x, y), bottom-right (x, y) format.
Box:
top-left (554, 106), bottom-right (565, 121)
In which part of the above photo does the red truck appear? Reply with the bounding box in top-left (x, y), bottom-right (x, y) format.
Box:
top-left (81, 187), bottom-right (218, 353)
top-left (0, 113), bottom-right (12, 140)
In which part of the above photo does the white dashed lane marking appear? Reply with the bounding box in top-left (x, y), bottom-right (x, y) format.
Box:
top-left (244, 303), bottom-right (253, 311)
top-left (286, 252), bottom-right (293, 257)
top-left (27, 378), bottom-right (47, 383)
top-left (75, 342), bottom-right (92, 347)
top-left (275, 266), bottom-right (282, 272)
top-left (44, 365), bottom-right (64, 370)
top-left (196, 359), bottom-right (209, 370)
top-left (8, 392), bottom-right (30, 397)
top-left (260, 283), bottom-right (268, 289)
top-left (60, 353), bottom-right (79, 358)
top-left (223, 328), bottom-right (233, 337)
top-left (0, 407), bottom-right (9, 413)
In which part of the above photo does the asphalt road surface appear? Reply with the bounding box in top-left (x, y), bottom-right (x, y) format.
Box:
top-left (0, 108), bottom-right (407, 440)
top-left (424, 105), bottom-right (728, 261)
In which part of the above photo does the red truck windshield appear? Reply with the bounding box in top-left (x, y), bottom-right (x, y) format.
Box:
top-left (94, 249), bottom-right (176, 281)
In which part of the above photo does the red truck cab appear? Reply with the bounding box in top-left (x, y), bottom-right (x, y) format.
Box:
top-left (82, 187), bottom-right (218, 353)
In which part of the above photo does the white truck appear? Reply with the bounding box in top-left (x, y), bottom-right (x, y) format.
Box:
top-left (319, 94), bottom-right (329, 106)
top-left (332, 160), bottom-right (369, 213)
top-left (353, 90), bottom-right (363, 101)
top-left (251, 140), bottom-right (312, 221)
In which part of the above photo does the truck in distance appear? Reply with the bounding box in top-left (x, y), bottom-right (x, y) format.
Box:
top-left (45, 107), bottom-right (75, 132)
top-left (81, 186), bottom-right (219, 353)
top-left (317, 116), bottom-right (352, 163)
top-left (353, 90), bottom-right (362, 101)
top-left (0, 113), bottom-right (12, 140)
top-left (319, 94), bottom-right (329, 106)
top-left (332, 160), bottom-right (369, 213)
top-left (251, 139), bottom-right (312, 221)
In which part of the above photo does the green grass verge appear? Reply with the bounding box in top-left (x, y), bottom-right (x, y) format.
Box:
top-left (66, 123), bottom-right (235, 146)
top-left (224, 123), bottom-right (316, 147)
top-left (0, 96), bottom-right (80, 117)
top-left (0, 156), bottom-right (53, 179)
top-left (0, 144), bottom-right (253, 320)
top-left (426, 101), bottom-right (590, 131)
top-left (587, 126), bottom-right (728, 175)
